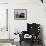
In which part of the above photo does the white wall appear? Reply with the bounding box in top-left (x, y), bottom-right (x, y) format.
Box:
top-left (0, 0), bottom-right (8, 3)
top-left (8, 0), bottom-right (46, 45)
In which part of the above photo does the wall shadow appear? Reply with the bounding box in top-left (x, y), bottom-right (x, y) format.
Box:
top-left (40, 25), bottom-right (45, 46)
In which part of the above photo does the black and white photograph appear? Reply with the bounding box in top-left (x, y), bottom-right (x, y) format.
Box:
top-left (14, 9), bottom-right (27, 20)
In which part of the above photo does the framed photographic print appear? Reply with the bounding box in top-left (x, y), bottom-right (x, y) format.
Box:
top-left (14, 9), bottom-right (27, 20)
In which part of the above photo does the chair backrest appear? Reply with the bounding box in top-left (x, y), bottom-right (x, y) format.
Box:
top-left (27, 23), bottom-right (40, 35)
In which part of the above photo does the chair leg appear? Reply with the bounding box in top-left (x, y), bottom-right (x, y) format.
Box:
top-left (30, 39), bottom-right (34, 46)
top-left (30, 42), bottom-right (34, 46)
top-left (20, 41), bottom-right (21, 45)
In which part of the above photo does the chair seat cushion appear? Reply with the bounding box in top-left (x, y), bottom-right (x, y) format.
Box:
top-left (24, 34), bottom-right (32, 38)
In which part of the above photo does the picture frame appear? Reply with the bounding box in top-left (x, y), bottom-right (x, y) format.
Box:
top-left (14, 9), bottom-right (27, 20)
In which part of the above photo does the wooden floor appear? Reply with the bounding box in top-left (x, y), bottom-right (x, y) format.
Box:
top-left (0, 39), bottom-right (14, 43)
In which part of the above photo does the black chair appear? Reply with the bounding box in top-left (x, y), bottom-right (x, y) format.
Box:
top-left (19, 23), bottom-right (40, 45)
top-left (27, 23), bottom-right (40, 43)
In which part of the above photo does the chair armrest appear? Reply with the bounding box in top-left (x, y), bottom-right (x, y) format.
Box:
top-left (19, 34), bottom-right (24, 41)
top-left (22, 31), bottom-right (28, 35)
top-left (19, 31), bottom-right (27, 41)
